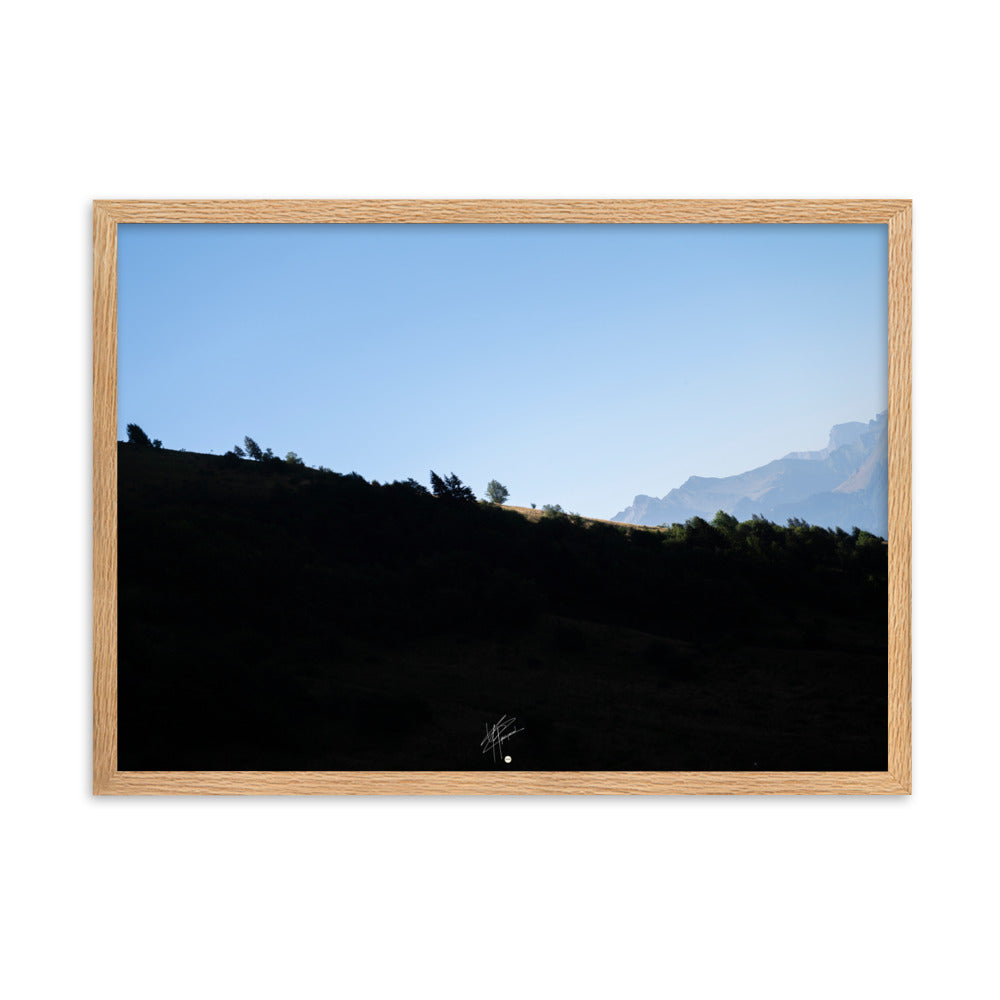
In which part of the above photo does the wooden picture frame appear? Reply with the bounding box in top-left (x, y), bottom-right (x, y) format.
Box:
top-left (93, 199), bottom-right (911, 794)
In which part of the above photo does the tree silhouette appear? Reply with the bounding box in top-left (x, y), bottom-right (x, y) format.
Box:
top-left (243, 437), bottom-right (263, 461)
top-left (430, 470), bottom-right (475, 502)
top-left (126, 423), bottom-right (153, 448)
top-left (397, 478), bottom-right (429, 494)
top-left (485, 480), bottom-right (510, 505)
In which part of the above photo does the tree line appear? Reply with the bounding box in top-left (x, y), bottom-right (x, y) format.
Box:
top-left (123, 421), bottom-right (885, 548)
top-left (125, 424), bottom-right (513, 506)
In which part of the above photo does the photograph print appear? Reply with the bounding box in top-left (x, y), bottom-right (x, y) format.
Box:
top-left (110, 208), bottom-right (896, 777)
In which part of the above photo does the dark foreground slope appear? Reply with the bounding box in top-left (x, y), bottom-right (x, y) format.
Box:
top-left (118, 445), bottom-right (888, 771)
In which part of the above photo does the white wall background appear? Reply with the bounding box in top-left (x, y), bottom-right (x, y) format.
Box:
top-left (2, 3), bottom-right (996, 997)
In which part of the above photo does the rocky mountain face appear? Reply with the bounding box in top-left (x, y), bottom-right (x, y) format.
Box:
top-left (612, 411), bottom-right (889, 537)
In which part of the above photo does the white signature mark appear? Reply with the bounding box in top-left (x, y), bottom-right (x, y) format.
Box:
top-left (481, 714), bottom-right (524, 763)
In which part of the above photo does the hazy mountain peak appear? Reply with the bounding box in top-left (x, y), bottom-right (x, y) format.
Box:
top-left (612, 411), bottom-right (889, 536)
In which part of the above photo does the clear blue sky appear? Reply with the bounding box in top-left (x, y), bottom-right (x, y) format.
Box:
top-left (117, 223), bottom-right (887, 518)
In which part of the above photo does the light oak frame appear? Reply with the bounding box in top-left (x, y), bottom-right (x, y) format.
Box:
top-left (94, 199), bottom-right (911, 795)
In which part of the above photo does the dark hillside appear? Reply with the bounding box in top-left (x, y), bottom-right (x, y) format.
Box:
top-left (117, 444), bottom-right (887, 770)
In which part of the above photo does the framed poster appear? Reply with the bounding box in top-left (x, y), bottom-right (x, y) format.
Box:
top-left (93, 200), bottom-right (911, 794)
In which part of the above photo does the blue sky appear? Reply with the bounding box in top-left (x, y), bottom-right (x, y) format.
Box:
top-left (117, 223), bottom-right (887, 518)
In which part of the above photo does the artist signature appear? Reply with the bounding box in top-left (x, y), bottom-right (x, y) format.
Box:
top-left (481, 714), bottom-right (524, 763)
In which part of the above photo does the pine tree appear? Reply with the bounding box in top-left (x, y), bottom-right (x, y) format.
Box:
top-left (430, 470), bottom-right (475, 502)
top-left (126, 423), bottom-right (153, 448)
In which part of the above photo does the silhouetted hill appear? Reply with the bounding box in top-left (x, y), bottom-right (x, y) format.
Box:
top-left (117, 443), bottom-right (887, 771)
top-left (613, 412), bottom-right (889, 536)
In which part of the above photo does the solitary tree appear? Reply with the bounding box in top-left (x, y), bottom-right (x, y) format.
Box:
top-left (243, 436), bottom-right (263, 461)
top-left (126, 423), bottom-right (153, 448)
top-left (285, 451), bottom-right (304, 465)
top-left (485, 480), bottom-right (510, 505)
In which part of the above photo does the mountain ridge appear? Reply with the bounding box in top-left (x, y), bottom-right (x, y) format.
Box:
top-left (612, 411), bottom-right (889, 537)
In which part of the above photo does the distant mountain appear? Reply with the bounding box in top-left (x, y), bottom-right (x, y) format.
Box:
top-left (612, 412), bottom-right (889, 537)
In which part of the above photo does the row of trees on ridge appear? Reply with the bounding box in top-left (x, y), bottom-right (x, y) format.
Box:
top-left (124, 424), bottom-right (512, 505)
